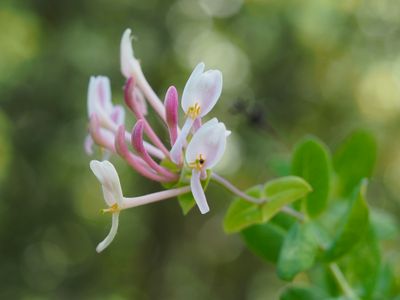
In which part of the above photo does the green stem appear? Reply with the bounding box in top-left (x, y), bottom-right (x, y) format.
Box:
top-left (210, 172), bottom-right (304, 222)
top-left (329, 263), bottom-right (359, 300)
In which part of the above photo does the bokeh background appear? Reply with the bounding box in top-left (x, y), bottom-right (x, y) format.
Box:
top-left (1, 0), bottom-right (400, 298)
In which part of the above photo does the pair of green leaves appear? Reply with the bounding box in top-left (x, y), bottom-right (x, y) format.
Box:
top-left (291, 130), bottom-right (377, 219)
top-left (223, 176), bottom-right (312, 233)
top-left (238, 132), bottom-right (374, 284)
top-left (277, 179), bottom-right (370, 282)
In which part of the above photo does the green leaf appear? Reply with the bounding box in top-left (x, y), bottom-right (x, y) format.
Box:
top-left (280, 285), bottom-right (328, 300)
top-left (223, 186), bottom-right (263, 233)
top-left (339, 226), bottom-right (380, 298)
top-left (241, 221), bottom-right (287, 263)
top-left (373, 264), bottom-right (399, 299)
top-left (292, 136), bottom-right (331, 217)
top-left (325, 180), bottom-right (370, 261)
top-left (277, 223), bottom-right (319, 281)
top-left (177, 170), bottom-right (212, 215)
top-left (308, 264), bottom-right (341, 297)
top-left (224, 176), bottom-right (311, 233)
top-left (262, 176), bottom-right (312, 221)
top-left (177, 192), bottom-right (196, 215)
top-left (333, 130), bottom-right (377, 196)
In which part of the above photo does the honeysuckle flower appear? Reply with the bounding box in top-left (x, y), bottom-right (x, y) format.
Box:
top-left (85, 76), bottom-right (125, 156)
top-left (90, 159), bottom-right (191, 252)
top-left (170, 62), bottom-right (223, 163)
top-left (90, 160), bottom-right (124, 253)
top-left (120, 29), bottom-right (140, 79)
top-left (185, 118), bottom-right (230, 214)
top-left (120, 29), bottom-right (166, 120)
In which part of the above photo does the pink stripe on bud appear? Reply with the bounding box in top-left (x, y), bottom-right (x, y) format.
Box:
top-left (124, 77), bottom-right (170, 158)
top-left (124, 77), bottom-right (143, 118)
top-left (132, 120), bottom-right (178, 181)
top-left (89, 114), bottom-right (115, 152)
top-left (164, 86), bottom-right (179, 146)
top-left (115, 125), bottom-right (172, 182)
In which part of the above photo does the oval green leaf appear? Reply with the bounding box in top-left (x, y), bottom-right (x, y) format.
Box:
top-left (277, 222), bottom-right (319, 281)
top-left (223, 186), bottom-right (263, 233)
top-left (292, 136), bottom-right (331, 218)
top-left (241, 222), bottom-right (287, 263)
top-left (325, 180), bottom-right (370, 261)
top-left (262, 176), bottom-right (312, 221)
top-left (333, 130), bottom-right (377, 196)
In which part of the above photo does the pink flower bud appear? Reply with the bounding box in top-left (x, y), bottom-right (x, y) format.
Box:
top-left (89, 114), bottom-right (116, 152)
top-left (115, 125), bottom-right (172, 183)
top-left (132, 120), bottom-right (146, 154)
top-left (164, 86), bottom-right (179, 146)
top-left (124, 77), bottom-right (143, 118)
top-left (132, 120), bottom-right (178, 181)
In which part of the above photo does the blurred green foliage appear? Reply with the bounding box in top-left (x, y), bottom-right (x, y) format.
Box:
top-left (0, 0), bottom-right (400, 299)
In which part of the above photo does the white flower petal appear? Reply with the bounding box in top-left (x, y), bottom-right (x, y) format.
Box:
top-left (96, 212), bottom-right (120, 253)
top-left (88, 76), bottom-right (112, 117)
top-left (182, 62), bottom-right (205, 111)
top-left (89, 160), bottom-right (124, 207)
top-left (196, 70), bottom-right (222, 117)
top-left (185, 119), bottom-right (228, 169)
top-left (190, 169), bottom-right (209, 214)
top-left (120, 28), bottom-right (137, 78)
top-left (181, 63), bottom-right (222, 118)
top-left (170, 117), bottom-right (194, 164)
top-left (84, 135), bottom-right (94, 155)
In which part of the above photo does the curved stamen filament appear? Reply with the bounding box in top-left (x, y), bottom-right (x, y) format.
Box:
top-left (102, 203), bottom-right (120, 214)
top-left (187, 103), bottom-right (201, 119)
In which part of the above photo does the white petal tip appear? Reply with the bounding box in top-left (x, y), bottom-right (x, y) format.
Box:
top-left (199, 206), bottom-right (210, 214)
top-left (170, 148), bottom-right (181, 164)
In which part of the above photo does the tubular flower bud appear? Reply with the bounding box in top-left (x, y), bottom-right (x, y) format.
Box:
top-left (164, 86), bottom-right (179, 146)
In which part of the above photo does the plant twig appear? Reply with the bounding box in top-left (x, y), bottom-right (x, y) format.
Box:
top-left (329, 263), bottom-right (359, 300)
top-left (211, 172), bottom-right (304, 222)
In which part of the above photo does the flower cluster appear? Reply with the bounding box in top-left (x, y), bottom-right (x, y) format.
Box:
top-left (86, 29), bottom-right (230, 252)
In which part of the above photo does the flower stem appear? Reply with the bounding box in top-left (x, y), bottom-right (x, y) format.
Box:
top-left (210, 173), bottom-right (304, 222)
top-left (135, 66), bottom-right (166, 122)
top-left (329, 263), bottom-right (359, 300)
top-left (123, 186), bottom-right (190, 209)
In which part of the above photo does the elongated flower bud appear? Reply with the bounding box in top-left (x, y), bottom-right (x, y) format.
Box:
top-left (89, 114), bottom-right (115, 152)
top-left (115, 125), bottom-right (171, 183)
top-left (164, 86), bottom-right (179, 146)
top-left (124, 77), bottom-right (143, 118)
top-left (132, 120), bottom-right (178, 180)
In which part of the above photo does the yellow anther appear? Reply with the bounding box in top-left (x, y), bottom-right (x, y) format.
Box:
top-left (189, 154), bottom-right (206, 171)
top-left (101, 203), bottom-right (120, 214)
top-left (187, 103), bottom-right (201, 119)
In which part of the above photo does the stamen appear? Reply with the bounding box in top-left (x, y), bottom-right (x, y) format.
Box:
top-left (187, 103), bottom-right (201, 119)
top-left (189, 154), bottom-right (206, 171)
top-left (101, 203), bottom-right (120, 214)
